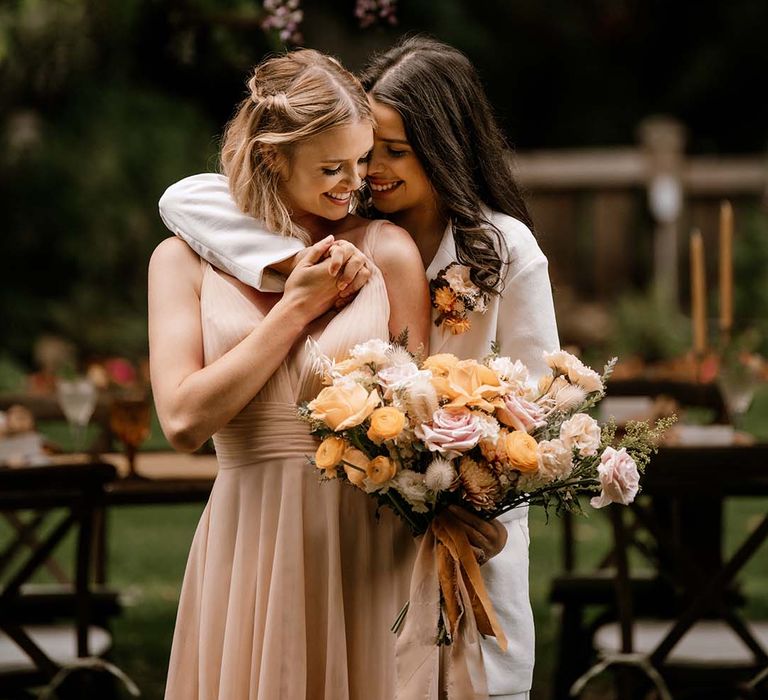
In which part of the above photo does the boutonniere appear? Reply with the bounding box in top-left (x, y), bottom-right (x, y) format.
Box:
top-left (429, 263), bottom-right (489, 335)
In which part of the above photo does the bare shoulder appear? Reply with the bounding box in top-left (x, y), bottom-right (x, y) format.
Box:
top-left (148, 237), bottom-right (202, 289)
top-left (367, 221), bottom-right (421, 268)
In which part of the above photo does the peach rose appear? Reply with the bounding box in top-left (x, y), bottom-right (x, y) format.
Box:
top-left (432, 360), bottom-right (503, 411)
top-left (366, 455), bottom-right (398, 484)
top-left (342, 447), bottom-right (370, 488)
top-left (367, 407), bottom-right (406, 443)
top-left (308, 384), bottom-right (381, 431)
top-left (500, 430), bottom-right (539, 473)
top-left (315, 436), bottom-right (346, 473)
top-left (422, 353), bottom-right (460, 377)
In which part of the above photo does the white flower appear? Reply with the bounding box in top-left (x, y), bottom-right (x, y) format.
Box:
top-left (443, 264), bottom-right (478, 296)
top-left (550, 383), bottom-right (588, 413)
top-left (386, 344), bottom-right (415, 367)
top-left (350, 339), bottom-right (392, 366)
top-left (473, 411), bottom-right (501, 441)
top-left (536, 438), bottom-right (573, 482)
top-left (590, 447), bottom-right (640, 508)
top-left (391, 469), bottom-right (430, 513)
top-left (399, 373), bottom-right (439, 424)
top-left (425, 458), bottom-right (457, 492)
top-left (489, 357), bottom-right (529, 388)
top-left (543, 350), bottom-right (603, 394)
top-left (560, 414), bottom-right (602, 457)
top-left (377, 362), bottom-right (422, 398)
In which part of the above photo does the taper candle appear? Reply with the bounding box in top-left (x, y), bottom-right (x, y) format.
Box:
top-left (719, 200), bottom-right (733, 335)
top-left (690, 230), bottom-right (707, 355)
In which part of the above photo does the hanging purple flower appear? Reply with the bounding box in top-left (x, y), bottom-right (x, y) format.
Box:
top-left (261, 0), bottom-right (304, 45)
top-left (355, 0), bottom-right (398, 29)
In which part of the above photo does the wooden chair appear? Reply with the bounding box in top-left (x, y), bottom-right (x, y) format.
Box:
top-left (571, 502), bottom-right (768, 699)
top-left (549, 378), bottom-right (730, 698)
top-left (0, 462), bottom-right (136, 699)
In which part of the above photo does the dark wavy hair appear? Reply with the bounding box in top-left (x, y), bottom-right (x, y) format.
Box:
top-left (359, 36), bottom-right (533, 295)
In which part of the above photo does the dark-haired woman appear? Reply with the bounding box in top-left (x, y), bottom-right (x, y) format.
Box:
top-left (159, 36), bottom-right (558, 700)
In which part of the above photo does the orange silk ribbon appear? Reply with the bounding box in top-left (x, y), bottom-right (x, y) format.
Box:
top-left (395, 513), bottom-right (508, 700)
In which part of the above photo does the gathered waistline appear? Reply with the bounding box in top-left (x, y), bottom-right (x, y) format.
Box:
top-left (213, 401), bottom-right (319, 469)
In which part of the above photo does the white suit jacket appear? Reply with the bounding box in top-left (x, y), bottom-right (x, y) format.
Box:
top-left (159, 173), bottom-right (560, 695)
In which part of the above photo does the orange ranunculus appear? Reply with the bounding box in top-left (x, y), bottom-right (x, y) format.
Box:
top-left (422, 353), bottom-right (460, 377)
top-left (431, 360), bottom-right (504, 412)
top-left (342, 447), bottom-right (370, 488)
top-left (315, 436), bottom-right (346, 474)
top-left (367, 407), bottom-right (406, 443)
top-left (366, 455), bottom-right (398, 484)
top-left (308, 384), bottom-right (381, 431)
top-left (500, 430), bottom-right (539, 473)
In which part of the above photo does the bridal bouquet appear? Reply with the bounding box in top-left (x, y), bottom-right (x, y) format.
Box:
top-left (298, 338), bottom-right (672, 693)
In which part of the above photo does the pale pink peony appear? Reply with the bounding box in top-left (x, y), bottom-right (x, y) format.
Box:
top-left (415, 407), bottom-right (485, 458)
top-left (590, 447), bottom-right (640, 508)
top-left (560, 414), bottom-right (601, 457)
top-left (496, 394), bottom-right (547, 434)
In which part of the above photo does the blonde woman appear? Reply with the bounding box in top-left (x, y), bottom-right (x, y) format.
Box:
top-left (159, 37), bottom-right (559, 700)
top-left (150, 50), bottom-right (430, 699)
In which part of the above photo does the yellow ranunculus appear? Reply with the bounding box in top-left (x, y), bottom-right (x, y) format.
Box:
top-left (366, 455), bottom-right (398, 484)
top-left (342, 447), bottom-right (370, 488)
top-left (315, 436), bottom-right (346, 472)
top-left (431, 360), bottom-right (503, 412)
top-left (308, 384), bottom-right (381, 431)
top-left (422, 353), bottom-right (460, 377)
top-left (501, 430), bottom-right (539, 473)
top-left (367, 407), bottom-right (406, 443)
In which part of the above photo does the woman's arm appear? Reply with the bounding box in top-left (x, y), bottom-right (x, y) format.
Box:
top-left (148, 236), bottom-right (340, 452)
top-left (370, 222), bottom-right (432, 355)
top-left (159, 173), bottom-right (370, 298)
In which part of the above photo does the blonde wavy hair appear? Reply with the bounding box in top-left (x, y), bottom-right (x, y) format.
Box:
top-left (220, 50), bottom-right (373, 243)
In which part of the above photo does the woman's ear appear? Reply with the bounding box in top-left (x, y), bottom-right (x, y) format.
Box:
top-left (262, 144), bottom-right (290, 180)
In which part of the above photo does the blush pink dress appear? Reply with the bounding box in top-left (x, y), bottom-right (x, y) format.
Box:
top-left (164, 222), bottom-right (417, 700)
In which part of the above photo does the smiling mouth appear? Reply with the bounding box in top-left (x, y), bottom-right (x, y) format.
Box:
top-left (369, 180), bottom-right (403, 194)
top-left (324, 191), bottom-right (352, 206)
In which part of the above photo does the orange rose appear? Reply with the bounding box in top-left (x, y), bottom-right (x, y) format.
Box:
top-left (422, 353), bottom-right (460, 377)
top-left (366, 455), bottom-right (398, 484)
top-left (367, 407), bottom-right (406, 443)
top-left (342, 447), bottom-right (370, 488)
top-left (432, 360), bottom-right (503, 411)
top-left (308, 384), bottom-right (381, 431)
top-left (315, 436), bottom-right (346, 475)
top-left (501, 430), bottom-right (539, 473)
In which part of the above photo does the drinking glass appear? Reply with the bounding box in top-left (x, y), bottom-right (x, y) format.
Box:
top-left (56, 378), bottom-right (98, 453)
top-left (716, 361), bottom-right (758, 430)
top-left (109, 395), bottom-right (151, 479)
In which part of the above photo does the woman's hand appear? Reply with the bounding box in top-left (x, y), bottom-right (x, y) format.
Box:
top-left (326, 239), bottom-right (371, 300)
top-left (446, 505), bottom-right (508, 566)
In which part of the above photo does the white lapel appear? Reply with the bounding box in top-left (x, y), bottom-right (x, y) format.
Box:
top-left (426, 221), bottom-right (458, 354)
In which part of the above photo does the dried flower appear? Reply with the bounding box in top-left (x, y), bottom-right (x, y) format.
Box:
top-left (425, 457), bottom-right (457, 492)
top-left (459, 456), bottom-right (501, 511)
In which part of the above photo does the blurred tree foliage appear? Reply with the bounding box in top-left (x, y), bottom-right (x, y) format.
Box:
top-left (1, 0), bottom-right (766, 369)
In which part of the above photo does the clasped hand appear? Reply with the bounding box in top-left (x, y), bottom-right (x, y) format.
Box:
top-left (283, 236), bottom-right (372, 323)
top-left (446, 505), bottom-right (508, 566)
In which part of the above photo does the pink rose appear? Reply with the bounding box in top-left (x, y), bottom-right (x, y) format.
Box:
top-left (416, 407), bottom-right (484, 458)
top-left (496, 394), bottom-right (547, 433)
top-left (590, 447), bottom-right (640, 508)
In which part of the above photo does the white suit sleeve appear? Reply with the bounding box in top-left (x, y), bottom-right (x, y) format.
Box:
top-left (158, 173), bottom-right (304, 292)
top-left (497, 248), bottom-right (560, 379)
